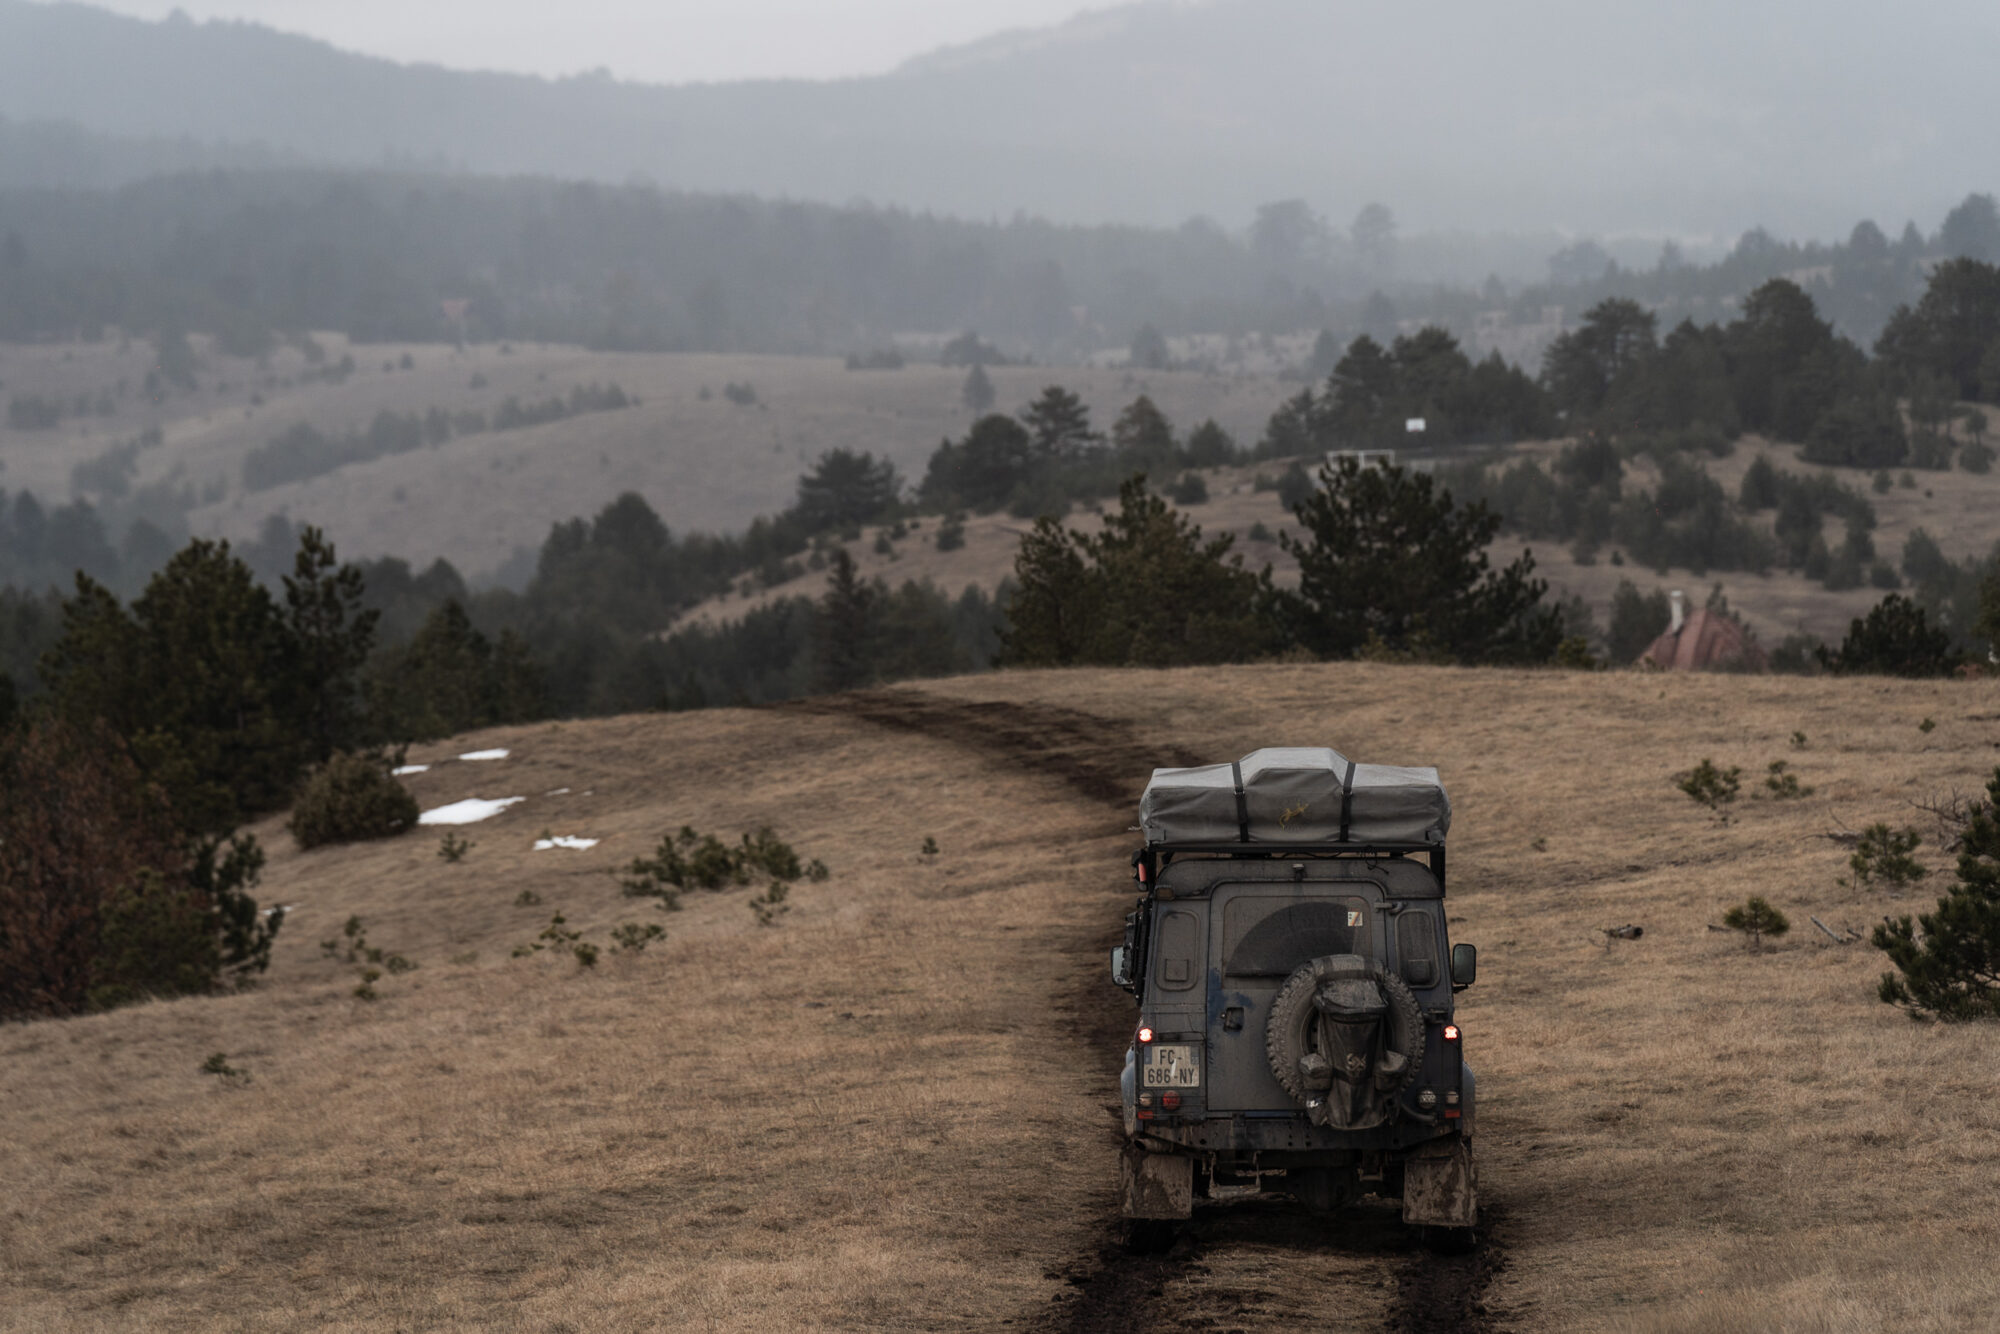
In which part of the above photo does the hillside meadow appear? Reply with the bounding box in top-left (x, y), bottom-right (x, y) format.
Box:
top-left (3, 663), bottom-right (1998, 1330)
top-left (0, 336), bottom-right (1290, 581)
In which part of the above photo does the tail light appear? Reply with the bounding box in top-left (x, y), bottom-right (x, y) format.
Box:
top-left (1160, 1092), bottom-right (1181, 1112)
top-left (1443, 1024), bottom-right (1460, 1042)
top-left (1137, 1026), bottom-right (1155, 1044)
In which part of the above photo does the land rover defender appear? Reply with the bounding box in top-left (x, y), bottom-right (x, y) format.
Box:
top-left (1112, 747), bottom-right (1479, 1245)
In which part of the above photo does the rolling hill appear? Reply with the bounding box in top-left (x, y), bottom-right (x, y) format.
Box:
top-left (2, 664), bottom-right (1997, 1329)
top-left (1, 0), bottom-right (1996, 236)
top-left (0, 335), bottom-right (1292, 584)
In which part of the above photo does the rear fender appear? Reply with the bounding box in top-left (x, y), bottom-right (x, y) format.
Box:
top-left (1400, 1135), bottom-right (1477, 1228)
top-left (1120, 1141), bottom-right (1194, 1219)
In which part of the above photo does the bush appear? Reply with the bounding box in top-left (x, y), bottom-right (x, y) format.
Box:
top-left (288, 752), bottom-right (419, 849)
top-left (1874, 767), bottom-right (2000, 1020)
top-left (1677, 758), bottom-right (1741, 809)
top-left (620, 824), bottom-right (816, 906)
top-left (1845, 824), bottom-right (1928, 891)
top-left (1167, 472), bottom-right (1209, 505)
top-left (1275, 460), bottom-right (1315, 512)
top-left (1763, 761), bottom-right (1813, 799)
top-left (1722, 897), bottom-right (1790, 950)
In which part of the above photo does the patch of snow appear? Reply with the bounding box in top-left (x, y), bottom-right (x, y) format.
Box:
top-left (533, 835), bottom-right (600, 851)
top-left (392, 764), bottom-right (430, 776)
top-left (419, 796), bottom-right (525, 825)
top-left (545, 787), bottom-right (571, 796)
top-left (459, 748), bottom-right (510, 761)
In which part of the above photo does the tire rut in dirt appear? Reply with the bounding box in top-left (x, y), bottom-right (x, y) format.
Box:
top-left (1389, 1204), bottom-right (1507, 1334)
top-left (781, 689), bottom-right (1206, 808)
top-left (789, 687), bottom-right (1509, 1332)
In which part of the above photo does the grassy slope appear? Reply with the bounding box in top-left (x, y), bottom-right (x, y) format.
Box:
top-left (0, 337), bottom-right (1290, 581)
top-left (692, 432), bottom-right (2000, 649)
top-left (3, 664), bottom-right (1999, 1330)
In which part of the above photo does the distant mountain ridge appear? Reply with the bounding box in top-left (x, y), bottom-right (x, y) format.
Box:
top-left (0, 0), bottom-right (1996, 236)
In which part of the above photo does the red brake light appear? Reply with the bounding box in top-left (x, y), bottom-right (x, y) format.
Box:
top-left (1160, 1092), bottom-right (1181, 1111)
top-left (1443, 1024), bottom-right (1460, 1042)
top-left (1137, 1026), bottom-right (1154, 1044)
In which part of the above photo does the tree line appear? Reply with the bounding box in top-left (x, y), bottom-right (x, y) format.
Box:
top-left (3, 161), bottom-right (1997, 361)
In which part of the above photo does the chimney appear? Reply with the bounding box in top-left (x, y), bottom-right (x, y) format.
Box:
top-left (1669, 589), bottom-right (1687, 635)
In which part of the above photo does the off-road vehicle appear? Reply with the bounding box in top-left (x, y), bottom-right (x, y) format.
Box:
top-left (1112, 747), bottom-right (1479, 1246)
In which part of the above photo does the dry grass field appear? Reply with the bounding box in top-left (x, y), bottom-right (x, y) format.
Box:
top-left (0, 336), bottom-right (1290, 581)
top-left (4, 663), bottom-right (2000, 1331)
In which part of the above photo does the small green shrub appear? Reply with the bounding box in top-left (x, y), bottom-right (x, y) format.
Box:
top-left (750, 882), bottom-right (791, 927)
top-left (1722, 896), bottom-right (1790, 950)
top-left (1791, 731), bottom-right (1808, 749)
top-left (610, 922), bottom-right (666, 952)
top-left (621, 824), bottom-right (820, 906)
top-left (321, 915), bottom-right (416, 999)
top-left (513, 911), bottom-right (595, 966)
top-left (200, 1051), bottom-right (245, 1080)
top-left (1846, 824), bottom-right (1927, 891)
top-left (289, 752), bottom-right (418, 850)
top-left (1555, 636), bottom-right (1601, 670)
top-left (1920, 717), bottom-right (1937, 734)
top-left (921, 836), bottom-right (939, 857)
top-left (1677, 759), bottom-right (1741, 809)
top-left (1763, 761), bottom-right (1813, 799)
top-left (935, 512), bottom-right (966, 552)
top-left (514, 889), bottom-right (542, 907)
top-left (438, 832), bottom-right (472, 863)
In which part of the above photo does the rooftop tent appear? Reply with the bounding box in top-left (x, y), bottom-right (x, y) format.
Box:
top-left (1139, 746), bottom-right (1451, 846)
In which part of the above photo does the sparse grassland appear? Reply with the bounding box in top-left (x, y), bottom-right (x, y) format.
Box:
top-left (0, 336), bottom-right (1291, 582)
top-left (2, 661), bottom-right (1999, 1330)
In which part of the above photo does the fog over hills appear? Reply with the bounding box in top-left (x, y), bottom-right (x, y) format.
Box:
top-left (1, 0), bottom-right (1994, 238)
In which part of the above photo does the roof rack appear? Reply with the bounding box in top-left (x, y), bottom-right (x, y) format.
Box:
top-left (1144, 841), bottom-right (1445, 883)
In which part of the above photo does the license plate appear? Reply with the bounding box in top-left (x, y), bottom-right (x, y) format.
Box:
top-left (1143, 1045), bottom-right (1200, 1088)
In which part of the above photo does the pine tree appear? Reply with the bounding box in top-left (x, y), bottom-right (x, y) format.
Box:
top-left (282, 526), bottom-right (379, 764)
top-left (1001, 476), bottom-right (1273, 667)
top-left (961, 363), bottom-right (995, 415)
top-left (813, 549), bottom-right (877, 692)
top-left (1875, 767), bottom-right (2000, 1020)
top-left (1278, 457), bottom-right (1560, 663)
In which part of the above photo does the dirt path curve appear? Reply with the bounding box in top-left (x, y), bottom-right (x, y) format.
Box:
top-left (784, 688), bottom-right (1508, 1333)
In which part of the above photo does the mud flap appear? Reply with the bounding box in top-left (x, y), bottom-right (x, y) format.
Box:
top-left (1400, 1136), bottom-right (1477, 1228)
top-left (1120, 1141), bottom-right (1193, 1219)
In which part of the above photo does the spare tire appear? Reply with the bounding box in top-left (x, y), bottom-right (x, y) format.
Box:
top-left (1265, 954), bottom-right (1424, 1115)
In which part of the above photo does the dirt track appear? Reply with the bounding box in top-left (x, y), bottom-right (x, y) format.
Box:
top-left (787, 689), bottom-right (1508, 1333)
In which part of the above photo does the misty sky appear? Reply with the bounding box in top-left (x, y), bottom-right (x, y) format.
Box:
top-left (69, 0), bottom-right (1107, 82)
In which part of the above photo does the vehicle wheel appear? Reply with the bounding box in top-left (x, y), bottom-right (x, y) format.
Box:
top-left (1422, 1224), bottom-right (1478, 1256)
top-left (1265, 954), bottom-right (1424, 1104)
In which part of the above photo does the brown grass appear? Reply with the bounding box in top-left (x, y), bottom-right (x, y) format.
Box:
top-left (2, 665), bottom-right (1999, 1330)
top-left (0, 336), bottom-right (1290, 582)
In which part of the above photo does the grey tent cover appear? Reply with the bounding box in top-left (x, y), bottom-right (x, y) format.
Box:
top-left (1139, 747), bottom-right (1450, 846)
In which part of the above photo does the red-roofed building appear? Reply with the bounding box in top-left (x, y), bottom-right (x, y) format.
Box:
top-left (1640, 590), bottom-right (1768, 672)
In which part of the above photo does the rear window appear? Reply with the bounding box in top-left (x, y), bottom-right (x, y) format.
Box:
top-left (1153, 909), bottom-right (1200, 990)
top-left (1222, 893), bottom-right (1371, 977)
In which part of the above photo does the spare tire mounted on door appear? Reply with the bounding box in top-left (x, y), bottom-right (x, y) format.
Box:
top-left (1265, 954), bottom-right (1424, 1130)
